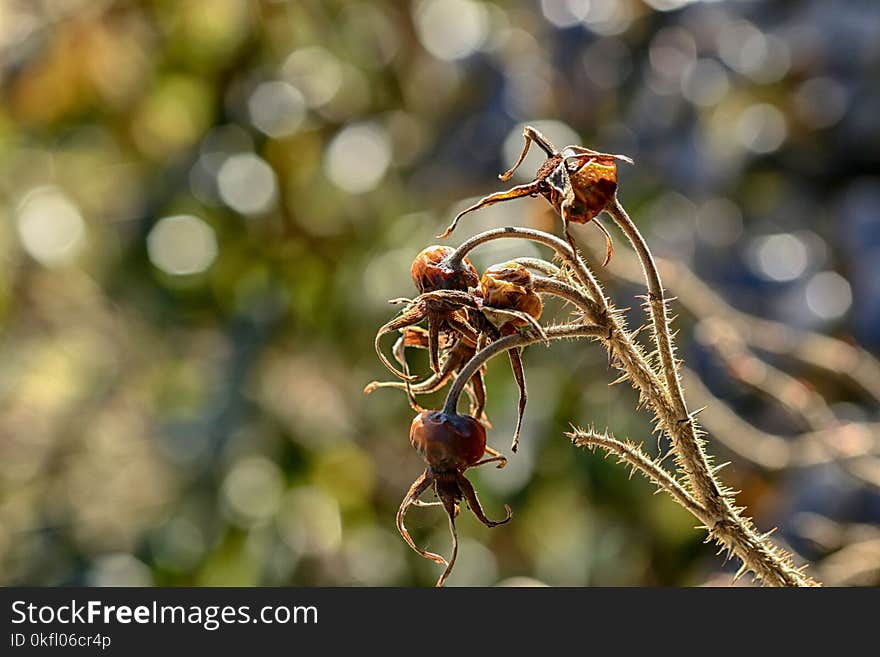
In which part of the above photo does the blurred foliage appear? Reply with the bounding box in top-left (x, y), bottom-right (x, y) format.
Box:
top-left (1, 0), bottom-right (878, 587)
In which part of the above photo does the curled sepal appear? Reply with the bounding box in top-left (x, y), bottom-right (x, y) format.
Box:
top-left (396, 471), bottom-right (447, 567)
top-left (499, 125), bottom-right (557, 181)
top-left (592, 217), bottom-right (615, 268)
top-left (397, 464), bottom-right (511, 586)
top-left (457, 473), bottom-right (513, 528)
top-left (374, 291), bottom-right (479, 381)
top-left (474, 444), bottom-right (507, 469)
top-left (507, 347), bottom-right (527, 453)
top-left (435, 494), bottom-right (459, 588)
top-left (438, 181), bottom-right (542, 240)
top-left (374, 304), bottom-right (428, 381)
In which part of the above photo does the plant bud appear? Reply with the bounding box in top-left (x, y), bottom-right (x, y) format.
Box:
top-left (479, 262), bottom-right (543, 322)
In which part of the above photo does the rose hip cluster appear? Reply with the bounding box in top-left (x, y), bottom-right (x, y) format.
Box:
top-left (366, 126), bottom-right (631, 586)
top-left (367, 245), bottom-right (543, 586)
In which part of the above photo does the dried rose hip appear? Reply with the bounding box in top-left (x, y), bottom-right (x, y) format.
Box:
top-left (439, 125), bottom-right (632, 266)
top-left (479, 261), bottom-right (543, 328)
top-left (410, 245), bottom-right (478, 294)
top-left (410, 409), bottom-right (488, 472)
top-left (398, 410), bottom-right (511, 587)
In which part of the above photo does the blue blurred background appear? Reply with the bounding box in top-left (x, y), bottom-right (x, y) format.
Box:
top-left (1, 0), bottom-right (878, 586)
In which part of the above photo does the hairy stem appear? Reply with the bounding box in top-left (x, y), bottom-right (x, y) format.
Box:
top-left (606, 197), bottom-right (727, 512)
top-left (568, 427), bottom-right (705, 521)
top-left (605, 197), bottom-right (815, 585)
top-left (588, 235), bottom-right (880, 404)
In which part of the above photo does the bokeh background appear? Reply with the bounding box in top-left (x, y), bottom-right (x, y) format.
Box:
top-left (1, 0), bottom-right (879, 587)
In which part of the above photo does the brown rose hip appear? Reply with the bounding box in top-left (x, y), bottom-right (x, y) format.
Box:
top-left (410, 245), bottom-right (478, 294)
top-left (397, 410), bottom-right (511, 587)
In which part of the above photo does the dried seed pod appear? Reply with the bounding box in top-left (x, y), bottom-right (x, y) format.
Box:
top-left (475, 261), bottom-right (543, 454)
top-left (479, 261), bottom-right (543, 326)
top-left (536, 151), bottom-right (621, 228)
top-left (411, 245), bottom-right (479, 294)
top-left (439, 126), bottom-right (633, 265)
top-left (397, 410), bottom-right (511, 587)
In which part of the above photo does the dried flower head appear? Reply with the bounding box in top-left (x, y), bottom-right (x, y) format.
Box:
top-left (374, 271), bottom-right (546, 452)
top-left (478, 261), bottom-right (543, 330)
top-left (374, 246), bottom-right (549, 453)
top-left (374, 247), bottom-right (489, 381)
top-left (439, 125), bottom-right (633, 265)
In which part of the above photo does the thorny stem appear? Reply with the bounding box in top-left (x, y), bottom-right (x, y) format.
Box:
top-left (568, 426), bottom-right (820, 585)
top-left (604, 198), bottom-right (820, 585)
top-left (568, 427), bottom-right (705, 520)
top-left (445, 226), bottom-right (817, 585)
top-left (605, 197), bottom-right (725, 515)
top-left (582, 235), bottom-right (879, 485)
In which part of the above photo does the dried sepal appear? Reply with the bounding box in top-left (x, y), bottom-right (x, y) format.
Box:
top-left (506, 347), bottom-right (527, 453)
top-left (374, 290), bottom-right (480, 381)
top-left (439, 125), bottom-right (633, 266)
top-left (438, 181), bottom-right (543, 239)
top-left (374, 304), bottom-right (430, 381)
top-left (455, 471), bottom-right (512, 528)
top-left (396, 470), bottom-right (446, 566)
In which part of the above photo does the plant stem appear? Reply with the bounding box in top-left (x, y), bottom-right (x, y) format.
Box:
top-left (448, 227), bottom-right (608, 313)
top-left (605, 197), bottom-right (816, 585)
top-left (605, 197), bottom-right (726, 517)
top-left (568, 427), bottom-right (705, 520)
top-left (442, 323), bottom-right (604, 415)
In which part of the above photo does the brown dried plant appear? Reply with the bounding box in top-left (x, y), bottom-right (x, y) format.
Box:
top-left (369, 125), bottom-right (822, 587)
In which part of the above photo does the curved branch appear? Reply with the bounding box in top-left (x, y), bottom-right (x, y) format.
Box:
top-left (568, 427), bottom-right (706, 520)
top-left (447, 226), bottom-right (608, 314)
top-left (442, 323), bottom-right (605, 415)
top-left (605, 198), bottom-right (727, 514)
